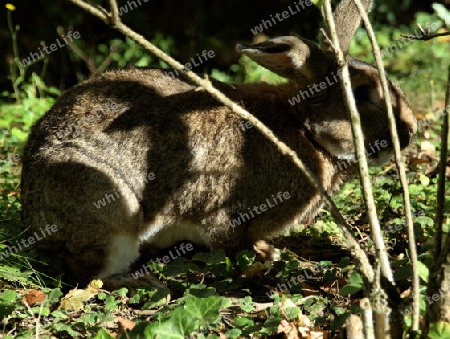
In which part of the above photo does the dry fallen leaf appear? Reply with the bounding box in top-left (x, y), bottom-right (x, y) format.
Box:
top-left (89, 279), bottom-right (103, 289)
top-left (320, 279), bottom-right (347, 295)
top-left (309, 330), bottom-right (326, 339)
top-left (400, 288), bottom-right (411, 299)
top-left (117, 316), bottom-right (136, 333)
top-left (22, 290), bottom-right (46, 306)
top-left (58, 279), bottom-right (103, 311)
top-left (280, 299), bottom-right (301, 320)
top-left (278, 319), bottom-right (300, 339)
top-left (409, 157), bottom-right (432, 165)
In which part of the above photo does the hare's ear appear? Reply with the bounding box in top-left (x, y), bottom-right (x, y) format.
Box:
top-left (325, 0), bottom-right (373, 54)
top-left (236, 36), bottom-right (332, 84)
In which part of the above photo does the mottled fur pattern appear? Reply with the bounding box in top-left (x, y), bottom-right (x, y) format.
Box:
top-left (21, 0), bottom-right (416, 285)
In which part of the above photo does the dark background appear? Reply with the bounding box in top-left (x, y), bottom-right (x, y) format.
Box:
top-left (0, 0), bottom-right (440, 95)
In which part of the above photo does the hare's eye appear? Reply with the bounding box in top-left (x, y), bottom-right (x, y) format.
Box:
top-left (354, 85), bottom-right (370, 101)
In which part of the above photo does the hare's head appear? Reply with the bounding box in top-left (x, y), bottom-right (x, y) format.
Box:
top-left (237, 0), bottom-right (416, 166)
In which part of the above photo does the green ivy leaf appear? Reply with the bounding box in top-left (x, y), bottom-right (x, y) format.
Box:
top-left (142, 286), bottom-right (170, 309)
top-left (415, 216), bottom-right (435, 228)
top-left (417, 261), bottom-right (429, 283)
top-left (236, 250), bottom-right (256, 270)
top-left (97, 292), bottom-right (107, 300)
top-left (184, 295), bottom-right (228, 325)
top-left (0, 290), bottom-right (17, 303)
top-left (187, 285), bottom-right (218, 298)
top-left (52, 323), bottom-right (80, 337)
top-left (234, 317), bottom-right (254, 328)
top-left (348, 271), bottom-right (364, 286)
top-left (151, 306), bottom-right (196, 338)
top-left (394, 265), bottom-right (412, 282)
top-left (331, 313), bottom-right (351, 331)
top-left (50, 310), bottom-right (70, 319)
top-left (226, 328), bottom-right (243, 338)
top-left (339, 271), bottom-right (363, 295)
top-left (428, 321), bottom-right (450, 339)
top-left (239, 296), bottom-right (254, 312)
top-left (165, 257), bottom-right (199, 277)
top-left (105, 295), bottom-right (120, 311)
top-left (285, 306), bottom-right (301, 320)
top-left (11, 126), bottom-right (28, 142)
top-left (192, 250), bottom-right (227, 264)
top-left (112, 288), bottom-right (128, 298)
top-left (419, 174), bottom-right (430, 187)
top-left (93, 329), bottom-right (115, 339)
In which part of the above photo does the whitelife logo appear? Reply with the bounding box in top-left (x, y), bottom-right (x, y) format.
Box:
top-left (229, 191), bottom-right (291, 228)
top-left (131, 243), bottom-right (194, 279)
top-left (165, 50), bottom-right (215, 78)
top-left (250, 0), bottom-right (313, 35)
top-left (19, 31), bottom-right (81, 67)
top-left (288, 70), bottom-right (343, 106)
top-left (93, 172), bottom-right (156, 209)
top-left (335, 139), bottom-right (389, 172)
top-left (0, 224), bottom-right (58, 261)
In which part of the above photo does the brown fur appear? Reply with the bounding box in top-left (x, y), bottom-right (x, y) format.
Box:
top-left (20, 0), bottom-right (416, 285)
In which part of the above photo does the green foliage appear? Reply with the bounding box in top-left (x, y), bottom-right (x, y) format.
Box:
top-left (0, 290), bottom-right (17, 319)
top-left (1, 3), bottom-right (449, 337)
top-left (211, 55), bottom-right (288, 85)
top-left (3, 7), bottom-right (60, 103)
top-left (370, 0), bottom-right (413, 25)
top-left (92, 34), bottom-right (176, 72)
top-left (349, 5), bottom-right (450, 107)
top-left (339, 271), bottom-right (363, 295)
top-left (433, 3), bottom-right (450, 27)
top-left (235, 249), bottom-right (256, 271)
top-left (124, 288), bottom-right (230, 338)
top-left (428, 322), bottom-right (450, 339)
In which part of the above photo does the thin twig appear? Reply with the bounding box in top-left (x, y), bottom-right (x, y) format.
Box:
top-left (57, 26), bottom-right (96, 75)
top-left (109, 0), bottom-right (119, 27)
top-left (401, 23), bottom-right (450, 41)
top-left (422, 65), bottom-right (450, 338)
top-left (322, 0), bottom-right (404, 337)
top-left (360, 299), bottom-right (375, 339)
top-left (435, 67), bottom-right (450, 257)
top-left (352, 0), bottom-right (420, 334)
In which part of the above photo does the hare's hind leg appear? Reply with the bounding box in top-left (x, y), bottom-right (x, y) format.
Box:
top-left (22, 150), bottom-right (146, 284)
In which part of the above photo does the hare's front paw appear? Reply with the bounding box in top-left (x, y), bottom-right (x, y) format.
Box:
top-left (253, 240), bottom-right (280, 261)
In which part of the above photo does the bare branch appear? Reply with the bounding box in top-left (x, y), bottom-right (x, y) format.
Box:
top-left (422, 66), bottom-right (450, 339)
top-left (351, 0), bottom-right (421, 334)
top-left (401, 23), bottom-right (450, 41)
top-left (108, 0), bottom-right (119, 27)
top-left (322, 0), bottom-right (422, 336)
top-left (436, 67), bottom-right (450, 267)
top-left (57, 26), bottom-right (96, 75)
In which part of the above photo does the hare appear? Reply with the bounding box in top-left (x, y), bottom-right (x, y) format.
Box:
top-left (21, 0), bottom-right (416, 285)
